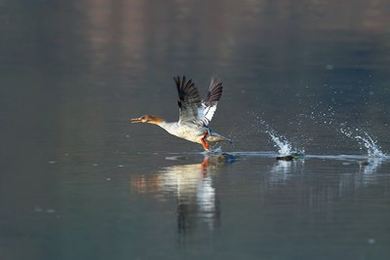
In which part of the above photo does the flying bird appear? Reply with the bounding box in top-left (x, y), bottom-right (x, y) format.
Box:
top-left (130, 76), bottom-right (231, 151)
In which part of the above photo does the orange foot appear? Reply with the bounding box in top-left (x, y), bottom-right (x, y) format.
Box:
top-left (200, 131), bottom-right (210, 151)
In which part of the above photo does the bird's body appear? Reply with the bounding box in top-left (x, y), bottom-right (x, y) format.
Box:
top-left (159, 121), bottom-right (228, 144)
top-left (130, 76), bottom-right (231, 151)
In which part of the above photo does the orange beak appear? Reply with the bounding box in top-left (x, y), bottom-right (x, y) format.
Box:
top-left (129, 117), bottom-right (142, 123)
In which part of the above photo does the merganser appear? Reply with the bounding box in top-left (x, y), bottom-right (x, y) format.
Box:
top-left (130, 76), bottom-right (231, 151)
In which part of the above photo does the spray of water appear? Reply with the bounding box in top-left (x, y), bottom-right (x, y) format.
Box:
top-left (355, 134), bottom-right (385, 158)
top-left (257, 121), bottom-right (303, 156)
top-left (340, 128), bottom-right (386, 158)
top-left (266, 130), bottom-right (294, 156)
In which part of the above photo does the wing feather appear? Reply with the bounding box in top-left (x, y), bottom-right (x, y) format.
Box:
top-left (174, 76), bottom-right (202, 124)
top-left (199, 78), bottom-right (223, 125)
top-left (173, 76), bottom-right (223, 126)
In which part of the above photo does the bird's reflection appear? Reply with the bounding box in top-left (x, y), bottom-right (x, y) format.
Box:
top-left (132, 153), bottom-right (234, 235)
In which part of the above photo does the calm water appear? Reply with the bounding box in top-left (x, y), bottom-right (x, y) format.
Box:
top-left (1, 0), bottom-right (390, 259)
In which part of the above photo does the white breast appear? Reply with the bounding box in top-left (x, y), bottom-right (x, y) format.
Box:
top-left (159, 122), bottom-right (204, 144)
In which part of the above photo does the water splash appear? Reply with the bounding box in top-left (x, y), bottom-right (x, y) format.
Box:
top-left (266, 130), bottom-right (294, 156)
top-left (355, 134), bottom-right (385, 158)
top-left (361, 158), bottom-right (384, 175)
top-left (201, 146), bottom-right (223, 155)
top-left (266, 129), bottom-right (305, 156)
top-left (308, 105), bottom-right (336, 126)
top-left (340, 128), bottom-right (386, 158)
top-left (256, 118), bottom-right (304, 156)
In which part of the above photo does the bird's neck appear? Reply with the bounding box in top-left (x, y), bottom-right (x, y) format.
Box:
top-left (146, 115), bottom-right (178, 133)
top-left (146, 116), bottom-right (165, 125)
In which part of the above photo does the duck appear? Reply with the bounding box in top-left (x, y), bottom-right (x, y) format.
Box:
top-left (130, 76), bottom-right (231, 151)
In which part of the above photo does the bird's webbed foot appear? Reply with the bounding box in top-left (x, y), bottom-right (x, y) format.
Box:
top-left (200, 131), bottom-right (210, 151)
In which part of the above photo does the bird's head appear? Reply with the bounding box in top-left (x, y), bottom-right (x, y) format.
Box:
top-left (129, 115), bottom-right (163, 125)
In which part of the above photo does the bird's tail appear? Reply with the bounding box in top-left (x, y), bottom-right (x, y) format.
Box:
top-left (207, 133), bottom-right (233, 144)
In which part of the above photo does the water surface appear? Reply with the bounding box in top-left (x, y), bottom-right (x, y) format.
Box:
top-left (1, 0), bottom-right (390, 259)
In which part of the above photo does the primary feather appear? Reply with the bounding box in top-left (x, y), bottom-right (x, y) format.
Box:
top-left (174, 76), bottom-right (223, 126)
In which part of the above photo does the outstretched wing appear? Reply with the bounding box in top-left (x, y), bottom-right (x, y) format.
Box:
top-left (198, 78), bottom-right (223, 126)
top-left (174, 76), bottom-right (202, 124)
top-left (174, 76), bottom-right (223, 126)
